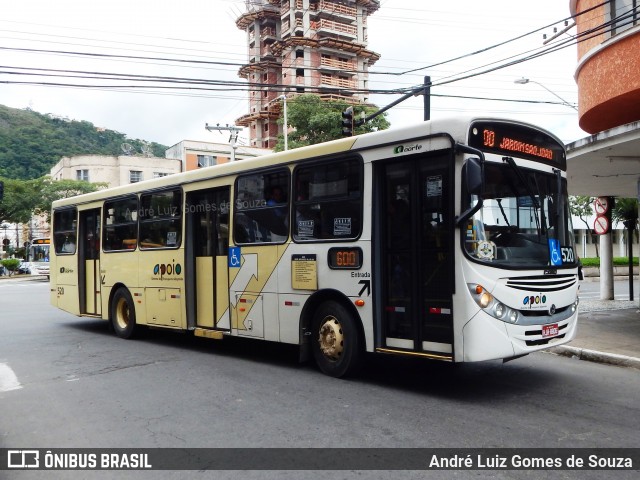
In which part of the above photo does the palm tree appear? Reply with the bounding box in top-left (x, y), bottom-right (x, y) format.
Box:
top-left (612, 197), bottom-right (639, 231)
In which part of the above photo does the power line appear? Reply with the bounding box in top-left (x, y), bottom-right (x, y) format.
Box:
top-left (3, 2), bottom-right (626, 114)
top-left (0, 46), bottom-right (246, 68)
top-left (423, 6), bottom-right (637, 90)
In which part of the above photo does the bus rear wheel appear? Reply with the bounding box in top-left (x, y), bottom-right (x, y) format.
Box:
top-left (311, 301), bottom-right (363, 378)
top-left (110, 287), bottom-right (138, 339)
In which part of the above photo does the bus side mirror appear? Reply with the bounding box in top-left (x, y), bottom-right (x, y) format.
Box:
top-left (465, 157), bottom-right (483, 196)
top-left (456, 157), bottom-right (484, 228)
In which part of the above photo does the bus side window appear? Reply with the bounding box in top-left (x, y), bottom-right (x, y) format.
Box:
top-left (234, 169), bottom-right (290, 245)
top-left (292, 157), bottom-right (363, 242)
top-left (103, 196), bottom-right (138, 252)
top-left (53, 208), bottom-right (78, 255)
top-left (139, 189), bottom-right (182, 249)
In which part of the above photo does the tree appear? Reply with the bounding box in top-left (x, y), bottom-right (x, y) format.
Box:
top-left (34, 177), bottom-right (108, 221)
top-left (569, 195), bottom-right (597, 257)
top-left (611, 197), bottom-right (638, 230)
top-left (0, 176), bottom-right (106, 224)
top-left (611, 197), bottom-right (638, 254)
top-left (1, 258), bottom-right (20, 276)
top-left (0, 177), bottom-right (42, 224)
top-left (273, 94), bottom-right (390, 151)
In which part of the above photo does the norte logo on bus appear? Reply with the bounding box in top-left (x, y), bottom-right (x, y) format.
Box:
top-left (153, 261), bottom-right (182, 279)
top-left (393, 144), bottom-right (423, 154)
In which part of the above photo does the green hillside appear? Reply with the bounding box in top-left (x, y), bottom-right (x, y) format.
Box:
top-left (0, 105), bottom-right (168, 179)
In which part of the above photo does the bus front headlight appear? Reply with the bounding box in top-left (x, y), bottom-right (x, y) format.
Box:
top-left (468, 284), bottom-right (520, 324)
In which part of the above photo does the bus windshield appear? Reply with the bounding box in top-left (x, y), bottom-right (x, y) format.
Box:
top-left (29, 243), bottom-right (50, 262)
top-left (464, 161), bottom-right (576, 268)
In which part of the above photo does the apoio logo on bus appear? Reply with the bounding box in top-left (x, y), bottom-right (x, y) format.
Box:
top-left (393, 144), bottom-right (423, 154)
top-left (523, 294), bottom-right (547, 309)
top-left (152, 261), bottom-right (182, 280)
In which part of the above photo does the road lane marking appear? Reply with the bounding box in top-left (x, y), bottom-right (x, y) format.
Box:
top-left (0, 362), bottom-right (22, 392)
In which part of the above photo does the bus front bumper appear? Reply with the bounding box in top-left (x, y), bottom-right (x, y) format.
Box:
top-left (462, 309), bottom-right (579, 362)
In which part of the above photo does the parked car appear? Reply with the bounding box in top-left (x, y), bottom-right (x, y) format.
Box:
top-left (18, 261), bottom-right (31, 274)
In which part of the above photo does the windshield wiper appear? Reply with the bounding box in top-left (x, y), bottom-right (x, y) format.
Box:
top-left (502, 157), bottom-right (539, 209)
top-left (495, 198), bottom-right (511, 227)
top-left (502, 156), bottom-right (543, 238)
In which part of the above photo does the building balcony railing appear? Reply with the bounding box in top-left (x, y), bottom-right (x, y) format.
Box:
top-left (281, 0), bottom-right (305, 15)
top-left (318, 1), bottom-right (357, 18)
top-left (320, 75), bottom-right (357, 89)
top-left (261, 26), bottom-right (276, 39)
top-left (315, 18), bottom-right (357, 37)
top-left (248, 45), bottom-right (276, 59)
top-left (282, 18), bottom-right (303, 34)
top-left (236, 3), bottom-right (280, 30)
top-left (320, 57), bottom-right (355, 71)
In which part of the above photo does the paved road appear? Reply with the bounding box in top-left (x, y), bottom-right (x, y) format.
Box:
top-left (1, 278), bottom-right (639, 479)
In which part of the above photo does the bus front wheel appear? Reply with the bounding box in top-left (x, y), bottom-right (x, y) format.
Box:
top-left (110, 287), bottom-right (138, 339)
top-left (311, 301), bottom-right (363, 378)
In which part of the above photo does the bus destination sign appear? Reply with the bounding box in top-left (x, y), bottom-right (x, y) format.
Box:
top-left (468, 121), bottom-right (566, 169)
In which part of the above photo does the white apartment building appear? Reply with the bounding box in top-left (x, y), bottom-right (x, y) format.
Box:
top-left (49, 154), bottom-right (182, 187)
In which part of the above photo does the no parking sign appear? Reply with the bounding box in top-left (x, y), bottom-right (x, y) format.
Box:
top-left (593, 196), bottom-right (612, 235)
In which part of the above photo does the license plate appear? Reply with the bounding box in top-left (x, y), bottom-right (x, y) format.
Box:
top-left (541, 323), bottom-right (559, 338)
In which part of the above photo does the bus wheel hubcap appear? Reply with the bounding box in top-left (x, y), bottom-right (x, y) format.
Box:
top-left (318, 316), bottom-right (344, 360)
top-left (116, 298), bottom-right (130, 329)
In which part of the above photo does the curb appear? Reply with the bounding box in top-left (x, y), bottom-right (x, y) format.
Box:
top-left (547, 345), bottom-right (640, 370)
top-left (0, 275), bottom-right (48, 282)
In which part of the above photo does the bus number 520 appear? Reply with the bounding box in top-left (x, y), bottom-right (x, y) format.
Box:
top-left (561, 247), bottom-right (575, 263)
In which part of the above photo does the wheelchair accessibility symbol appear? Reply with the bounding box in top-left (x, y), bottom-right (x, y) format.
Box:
top-left (229, 247), bottom-right (241, 268)
top-left (548, 239), bottom-right (562, 266)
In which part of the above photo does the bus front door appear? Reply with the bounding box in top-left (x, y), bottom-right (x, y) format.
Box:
top-left (185, 187), bottom-right (231, 331)
top-left (78, 208), bottom-right (101, 316)
top-left (378, 153), bottom-right (454, 360)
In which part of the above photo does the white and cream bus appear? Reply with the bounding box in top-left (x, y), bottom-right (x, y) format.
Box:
top-left (27, 238), bottom-right (51, 277)
top-left (50, 117), bottom-right (580, 377)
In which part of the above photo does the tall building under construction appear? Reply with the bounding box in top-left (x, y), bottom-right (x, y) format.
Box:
top-left (235, 0), bottom-right (380, 149)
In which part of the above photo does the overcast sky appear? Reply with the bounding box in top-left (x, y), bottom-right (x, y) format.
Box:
top-left (0, 0), bottom-right (586, 149)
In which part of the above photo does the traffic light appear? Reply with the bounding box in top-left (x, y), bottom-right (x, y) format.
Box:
top-left (341, 106), bottom-right (354, 137)
top-left (0, 180), bottom-right (4, 201)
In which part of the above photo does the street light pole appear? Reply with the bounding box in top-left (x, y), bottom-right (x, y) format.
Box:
top-left (514, 77), bottom-right (578, 111)
top-left (204, 123), bottom-right (243, 162)
top-left (279, 94), bottom-right (288, 151)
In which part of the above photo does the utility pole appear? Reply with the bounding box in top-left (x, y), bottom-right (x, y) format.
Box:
top-left (423, 75), bottom-right (431, 121)
top-left (354, 75), bottom-right (432, 128)
top-left (278, 95), bottom-right (288, 150)
top-left (205, 123), bottom-right (243, 162)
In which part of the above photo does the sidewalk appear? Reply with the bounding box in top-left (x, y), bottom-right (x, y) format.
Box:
top-left (547, 298), bottom-right (640, 370)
